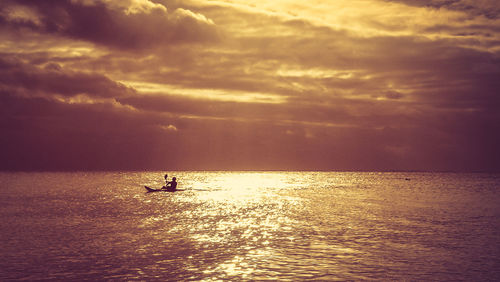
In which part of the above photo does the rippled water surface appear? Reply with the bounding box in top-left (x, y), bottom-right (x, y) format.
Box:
top-left (1, 171), bottom-right (499, 280)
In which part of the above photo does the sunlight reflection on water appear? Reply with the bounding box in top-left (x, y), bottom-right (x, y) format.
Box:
top-left (0, 172), bottom-right (499, 280)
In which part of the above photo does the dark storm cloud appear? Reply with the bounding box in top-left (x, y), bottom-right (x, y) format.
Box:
top-left (0, 56), bottom-right (134, 98)
top-left (0, 0), bottom-right (218, 50)
top-left (383, 0), bottom-right (500, 19)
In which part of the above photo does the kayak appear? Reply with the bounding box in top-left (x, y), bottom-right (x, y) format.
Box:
top-left (144, 186), bottom-right (182, 192)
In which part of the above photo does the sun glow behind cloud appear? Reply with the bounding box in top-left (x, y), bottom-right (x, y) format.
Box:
top-left (120, 81), bottom-right (287, 104)
top-left (201, 0), bottom-right (456, 34)
top-left (200, 0), bottom-right (500, 51)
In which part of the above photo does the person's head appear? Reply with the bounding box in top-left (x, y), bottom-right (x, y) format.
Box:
top-left (172, 177), bottom-right (176, 181)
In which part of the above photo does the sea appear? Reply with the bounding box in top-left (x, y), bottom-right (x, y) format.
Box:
top-left (0, 171), bottom-right (499, 281)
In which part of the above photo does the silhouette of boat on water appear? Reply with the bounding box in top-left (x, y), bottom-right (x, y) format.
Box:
top-left (144, 186), bottom-right (184, 192)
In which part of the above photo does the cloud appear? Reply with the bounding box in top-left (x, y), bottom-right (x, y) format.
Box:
top-left (383, 0), bottom-right (500, 19)
top-left (0, 0), bottom-right (219, 49)
top-left (384, 91), bottom-right (404, 100)
top-left (161, 124), bottom-right (178, 132)
top-left (1, 0), bottom-right (499, 171)
top-left (0, 56), bottom-right (135, 99)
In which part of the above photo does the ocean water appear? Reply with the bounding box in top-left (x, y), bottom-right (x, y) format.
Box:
top-left (0, 171), bottom-right (499, 281)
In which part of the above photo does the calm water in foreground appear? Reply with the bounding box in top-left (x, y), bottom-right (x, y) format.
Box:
top-left (0, 171), bottom-right (499, 281)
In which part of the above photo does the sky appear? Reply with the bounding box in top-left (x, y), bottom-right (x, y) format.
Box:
top-left (1, 0), bottom-right (499, 171)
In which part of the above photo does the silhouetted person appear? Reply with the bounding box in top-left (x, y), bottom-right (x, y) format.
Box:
top-left (165, 177), bottom-right (177, 191)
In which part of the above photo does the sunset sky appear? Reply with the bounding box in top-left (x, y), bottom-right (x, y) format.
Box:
top-left (1, 0), bottom-right (499, 171)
